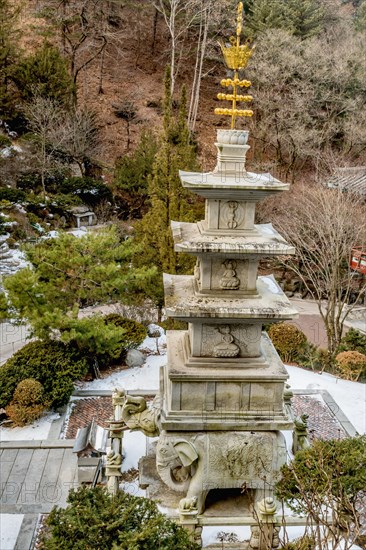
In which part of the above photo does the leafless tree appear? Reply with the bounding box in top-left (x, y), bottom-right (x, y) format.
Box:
top-left (187, 0), bottom-right (211, 133)
top-left (23, 95), bottom-right (65, 199)
top-left (274, 184), bottom-right (366, 359)
top-left (151, 0), bottom-right (204, 94)
top-left (57, 107), bottom-right (100, 176)
top-left (246, 28), bottom-right (366, 180)
top-left (38, 0), bottom-right (112, 103)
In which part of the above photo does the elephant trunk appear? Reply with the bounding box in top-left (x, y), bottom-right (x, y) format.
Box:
top-left (121, 395), bottom-right (147, 424)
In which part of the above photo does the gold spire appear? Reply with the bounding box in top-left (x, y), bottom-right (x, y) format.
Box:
top-left (214, 2), bottom-right (254, 129)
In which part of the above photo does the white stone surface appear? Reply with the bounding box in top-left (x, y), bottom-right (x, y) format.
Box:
top-left (164, 274), bottom-right (298, 321)
top-left (0, 514), bottom-right (24, 550)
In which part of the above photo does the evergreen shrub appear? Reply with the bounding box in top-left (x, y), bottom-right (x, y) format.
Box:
top-left (0, 340), bottom-right (88, 409)
top-left (41, 486), bottom-right (200, 550)
top-left (0, 188), bottom-right (26, 203)
top-left (6, 402), bottom-right (46, 426)
top-left (60, 177), bottom-right (113, 208)
top-left (5, 378), bottom-right (47, 426)
top-left (14, 42), bottom-right (74, 105)
top-left (12, 378), bottom-right (45, 406)
top-left (0, 134), bottom-right (12, 148)
top-left (335, 350), bottom-right (366, 381)
top-left (337, 328), bottom-right (366, 356)
top-left (276, 436), bottom-right (366, 548)
top-left (103, 314), bottom-right (147, 358)
top-left (268, 323), bottom-right (307, 363)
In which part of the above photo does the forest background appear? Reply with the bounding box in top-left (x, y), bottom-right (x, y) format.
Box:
top-left (1, 0), bottom-right (366, 370)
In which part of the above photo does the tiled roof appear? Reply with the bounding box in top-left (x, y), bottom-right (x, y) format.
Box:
top-left (326, 167), bottom-right (366, 196)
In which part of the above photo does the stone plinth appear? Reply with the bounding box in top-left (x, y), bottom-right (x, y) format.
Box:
top-left (160, 331), bottom-right (293, 432)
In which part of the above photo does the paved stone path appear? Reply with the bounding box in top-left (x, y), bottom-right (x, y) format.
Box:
top-left (0, 323), bottom-right (30, 366)
top-left (0, 440), bottom-right (77, 549)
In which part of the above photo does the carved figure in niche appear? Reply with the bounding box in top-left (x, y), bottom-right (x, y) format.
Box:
top-left (227, 200), bottom-right (238, 229)
top-left (220, 259), bottom-right (240, 289)
top-left (194, 259), bottom-right (201, 282)
top-left (213, 325), bottom-right (239, 357)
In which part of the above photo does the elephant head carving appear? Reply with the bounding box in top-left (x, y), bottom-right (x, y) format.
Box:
top-left (156, 434), bottom-right (199, 493)
top-left (121, 394), bottom-right (161, 437)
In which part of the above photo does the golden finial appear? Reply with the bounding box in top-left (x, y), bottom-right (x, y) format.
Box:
top-left (214, 2), bottom-right (255, 129)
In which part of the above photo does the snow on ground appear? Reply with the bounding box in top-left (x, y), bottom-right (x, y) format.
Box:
top-left (0, 332), bottom-right (365, 548)
top-left (78, 332), bottom-right (167, 392)
top-left (79, 353), bottom-right (165, 392)
top-left (0, 514), bottom-right (23, 550)
top-left (0, 412), bottom-right (59, 442)
top-left (122, 430), bottom-right (147, 471)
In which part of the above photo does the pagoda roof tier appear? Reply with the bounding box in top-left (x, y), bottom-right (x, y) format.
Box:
top-left (171, 221), bottom-right (295, 256)
top-left (163, 273), bottom-right (298, 321)
top-left (179, 170), bottom-right (289, 199)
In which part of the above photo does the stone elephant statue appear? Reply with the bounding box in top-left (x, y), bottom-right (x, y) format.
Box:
top-left (156, 430), bottom-right (287, 514)
top-left (121, 393), bottom-right (161, 437)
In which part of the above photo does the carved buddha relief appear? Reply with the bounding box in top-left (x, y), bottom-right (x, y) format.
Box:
top-left (220, 259), bottom-right (240, 290)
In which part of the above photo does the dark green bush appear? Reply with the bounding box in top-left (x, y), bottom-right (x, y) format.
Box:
top-left (60, 177), bottom-right (113, 208)
top-left (13, 41), bottom-right (74, 105)
top-left (268, 323), bottom-right (307, 363)
top-left (17, 171), bottom-right (68, 194)
top-left (0, 213), bottom-right (7, 235)
top-left (17, 173), bottom-right (43, 192)
top-left (0, 134), bottom-right (12, 148)
top-left (337, 328), bottom-right (366, 356)
top-left (0, 188), bottom-right (26, 203)
top-left (41, 486), bottom-right (200, 550)
top-left (0, 340), bottom-right (88, 409)
top-left (0, 292), bottom-right (9, 319)
top-left (104, 314), bottom-right (147, 349)
top-left (276, 435), bottom-right (366, 548)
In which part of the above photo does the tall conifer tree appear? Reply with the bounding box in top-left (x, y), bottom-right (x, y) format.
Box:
top-left (133, 67), bottom-right (203, 313)
top-left (0, 0), bottom-right (20, 117)
top-left (247, 0), bottom-right (325, 39)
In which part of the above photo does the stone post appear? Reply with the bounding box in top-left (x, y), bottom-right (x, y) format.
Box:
top-left (250, 497), bottom-right (278, 550)
top-left (106, 389), bottom-right (125, 494)
top-left (179, 507), bottom-right (201, 547)
top-left (292, 413), bottom-right (310, 454)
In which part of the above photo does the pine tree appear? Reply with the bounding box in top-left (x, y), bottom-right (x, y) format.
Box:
top-left (132, 68), bottom-right (203, 313)
top-left (41, 486), bottom-right (200, 549)
top-left (114, 129), bottom-right (158, 219)
top-left (0, 0), bottom-right (20, 117)
top-left (287, 0), bottom-right (326, 38)
top-left (3, 227), bottom-right (156, 360)
top-left (247, 0), bottom-right (325, 39)
top-left (14, 41), bottom-right (74, 106)
top-left (354, 0), bottom-right (366, 31)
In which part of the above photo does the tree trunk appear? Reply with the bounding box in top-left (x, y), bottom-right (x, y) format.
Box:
top-left (151, 8), bottom-right (159, 54)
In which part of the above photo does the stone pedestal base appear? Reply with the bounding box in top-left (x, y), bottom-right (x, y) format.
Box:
top-left (139, 437), bottom-right (285, 546)
top-left (160, 331), bottom-right (292, 432)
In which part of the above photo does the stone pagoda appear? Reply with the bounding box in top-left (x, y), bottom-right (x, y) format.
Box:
top-left (119, 3), bottom-right (297, 544)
